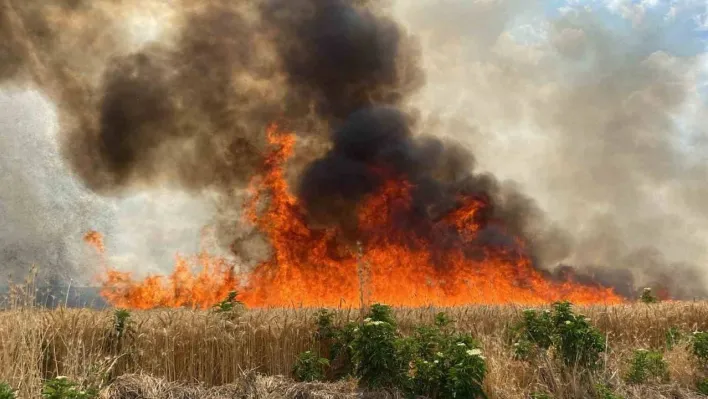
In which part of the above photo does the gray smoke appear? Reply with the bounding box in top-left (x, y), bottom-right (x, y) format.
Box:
top-left (394, 0), bottom-right (708, 298)
top-left (1, 0), bottom-right (707, 299)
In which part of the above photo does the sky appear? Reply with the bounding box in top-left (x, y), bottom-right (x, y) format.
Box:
top-left (1, 0), bottom-right (708, 287)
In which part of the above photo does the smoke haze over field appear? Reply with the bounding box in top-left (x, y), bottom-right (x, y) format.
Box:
top-left (392, 0), bottom-right (708, 297)
top-left (1, 0), bottom-right (708, 298)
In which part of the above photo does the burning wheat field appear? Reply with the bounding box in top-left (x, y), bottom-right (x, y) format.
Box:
top-left (3, 0), bottom-right (708, 398)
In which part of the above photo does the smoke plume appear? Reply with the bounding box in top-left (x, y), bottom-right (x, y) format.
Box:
top-left (393, 0), bottom-right (708, 298)
top-left (1, 0), bottom-right (707, 299)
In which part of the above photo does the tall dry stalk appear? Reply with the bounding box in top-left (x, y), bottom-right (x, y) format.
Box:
top-left (355, 241), bottom-right (371, 319)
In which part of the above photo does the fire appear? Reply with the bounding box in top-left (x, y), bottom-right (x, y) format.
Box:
top-left (101, 254), bottom-right (237, 310)
top-left (83, 230), bottom-right (105, 254)
top-left (93, 124), bottom-right (624, 309)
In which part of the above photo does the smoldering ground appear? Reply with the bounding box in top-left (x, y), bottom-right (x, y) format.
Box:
top-left (1, 0), bottom-right (707, 299)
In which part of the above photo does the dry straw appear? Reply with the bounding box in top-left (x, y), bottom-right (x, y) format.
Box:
top-left (2, 278), bottom-right (708, 398)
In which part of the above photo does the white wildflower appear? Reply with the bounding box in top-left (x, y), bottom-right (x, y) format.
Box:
top-left (436, 352), bottom-right (444, 357)
top-left (364, 318), bottom-right (372, 323)
top-left (457, 343), bottom-right (466, 347)
top-left (565, 320), bottom-right (572, 325)
top-left (468, 349), bottom-right (482, 356)
top-left (434, 360), bottom-right (439, 364)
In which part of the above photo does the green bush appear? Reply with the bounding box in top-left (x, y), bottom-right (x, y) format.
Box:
top-left (519, 309), bottom-right (554, 349)
top-left (0, 382), bottom-right (16, 399)
top-left (306, 305), bottom-right (488, 398)
top-left (697, 377), bottom-right (708, 395)
top-left (408, 318), bottom-right (487, 399)
top-left (551, 302), bottom-right (605, 367)
top-left (625, 349), bottom-right (669, 384)
top-left (212, 291), bottom-right (244, 313)
top-left (512, 301), bottom-right (605, 368)
top-left (113, 309), bottom-right (131, 338)
top-left (41, 377), bottom-right (97, 399)
top-left (351, 305), bottom-right (410, 389)
top-left (640, 287), bottom-right (659, 304)
top-left (292, 351), bottom-right (329, 382)
top-left (595, 383), bottom-right (624, 399)
top-left (312, 309), bottom-right (357, 380)
top-left (314, 309), bottom-right (337, 341)
top-left (692, 331), bottom-right (708, 367)
top-left (513, 338), bottom-right (535, 360)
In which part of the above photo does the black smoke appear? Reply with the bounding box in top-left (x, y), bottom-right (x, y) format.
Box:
top-left (55, 0), bottom-right (423, 195)
top-left (2, 0), bottom-right (704, 300)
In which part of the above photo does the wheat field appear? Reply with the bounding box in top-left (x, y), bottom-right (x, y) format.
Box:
top-left (1, 299), bottom-right (708, 398)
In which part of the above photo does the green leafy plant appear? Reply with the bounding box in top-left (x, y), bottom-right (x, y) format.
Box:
top-left (513, 338), bottom-right (535, 360)
top-left (113, 309), bottom-right (131, 338)
top-left (42, 377), bottom-right (98, 399)
top-left (0, 382), bottom-right (16, 399)
top-left (530, 392), bottom-right (553, 399)
top-left (640, 287), bottom-right (659, 304)
top-left (596, 383), bottom-right (625, 399)
top-left (511, 308), bottom-right (553, 360)
top-left (625, 349), bottom-right (669, 384)
top-left (434, 311), bottom-right (453, 328)
top-left (212, 291), bottom-right (244, 313)
top-left (551, 302), bottom-right (605, 368)
top-left (312, 309), bottom-right (357, 380)
top-left (292, 351), bottom-right (330, 382)
top-left (314, 309), bottom-right (337, 341)
top-left (351, 304), bottom-right (410, 389)
top-left (692, 331), bottom-right (708, 367)
top-left (512, 302), bottom-right (605, 368)
top-left (409, 331), bottom-right (487, 399)
top-left (696, 377), bottom-right (708, 395)
top-left (520, 309), bottom-right (554, 349)
top-left (305, 305), bottom-right (488, 398)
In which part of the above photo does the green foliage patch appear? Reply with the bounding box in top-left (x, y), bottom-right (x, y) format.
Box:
top-left (0, 383), bottom-right (16, 399)
top-left (297, 304), bottom-right (488, 398)
top-left (625, 349), bottom-right (669, 384)
top-left (41, 377), bottom-right (97, 399)
top-left (512, 301), bottom-right (606, 369)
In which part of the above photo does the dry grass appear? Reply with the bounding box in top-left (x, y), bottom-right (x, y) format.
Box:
top-left (100, 373), bottom-right (373, 399)
top-left (1, 302), bottom-right (708, 398)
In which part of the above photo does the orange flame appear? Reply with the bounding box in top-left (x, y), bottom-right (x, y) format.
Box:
top-left (83, 230), bottom-right (105, 254)
top-left (92, 124), bottom-right (624, 309)
top-left (100, 253), bottom-right (238, 310)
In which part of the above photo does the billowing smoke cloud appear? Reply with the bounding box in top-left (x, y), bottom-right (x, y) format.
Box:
top-left (0, 89), bottom-right (222, 291)
top-left (0, 0), bottom-right (425, 272)
top-left (392, 0), bottom-right (708, 298)
top-left (17, 0), bottom-right (423, 196)
top-left (1, 0), bottom-right (707, 299)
